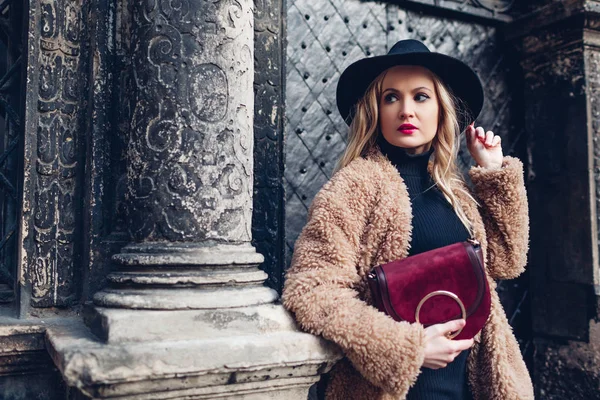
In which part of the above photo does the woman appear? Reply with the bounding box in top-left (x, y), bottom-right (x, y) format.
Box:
top-left (282, 39), bottom-right (534, 399)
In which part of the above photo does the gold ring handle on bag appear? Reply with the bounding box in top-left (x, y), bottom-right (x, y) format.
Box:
top-left (415, 290), bottom-right (467, 339)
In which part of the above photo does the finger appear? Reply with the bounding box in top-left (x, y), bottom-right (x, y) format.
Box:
top-left (430, 361), bottom-right (448, 370)
top-left (475, 126), bottom-right (485, 140)
top-left (492, 135), bottom-right (501, 147)
top-left (465, 126), bottom-right (474, 144)
top-left (452, 339), bottom-right (475, 352)
top-left (438, 319), bottom-right (466, 336)
top-left (466, 125), bottom-right (478, 144)
top-left (474, 127), bottom-right (486, 147)
top-left (424, 324), bottom-right (444, 340)
top-left (485, 131), bottom-right (494, 146)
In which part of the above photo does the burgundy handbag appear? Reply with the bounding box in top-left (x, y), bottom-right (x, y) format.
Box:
top-left (367, 239), bottom-right (491, 340)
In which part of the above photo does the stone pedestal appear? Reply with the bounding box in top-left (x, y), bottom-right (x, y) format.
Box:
top-left (46, 318), bottom-right (338, 399)
top-left (45, 1), bottom-right (341, 398)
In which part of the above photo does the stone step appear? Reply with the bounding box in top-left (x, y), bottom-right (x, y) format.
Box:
top-left (106, 268), bottom-right (268, 287)
top-left (85, 304), bottom-right (303, 343)
top-left (113, 242), bottom-right (264, 267)
top-left (93, 286), bottom-right (278, 310)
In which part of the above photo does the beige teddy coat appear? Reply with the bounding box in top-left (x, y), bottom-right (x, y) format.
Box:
top-left (282, 149), bottom-right (534, 400)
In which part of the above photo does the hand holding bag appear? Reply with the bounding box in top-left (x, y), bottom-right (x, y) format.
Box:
top-left (367, 239), bottom-right (491, 340)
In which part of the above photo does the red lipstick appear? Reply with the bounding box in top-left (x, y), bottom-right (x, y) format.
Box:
top-left (398, 123), bottom-right (417, 135)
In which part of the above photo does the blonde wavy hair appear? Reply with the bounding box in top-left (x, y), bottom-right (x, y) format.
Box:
top-left (334, 68), bottom-right (478, 235)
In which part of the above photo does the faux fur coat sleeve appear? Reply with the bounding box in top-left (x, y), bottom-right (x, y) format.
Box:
top-left (282, 158), bottom-right (426, 397)
top-left (469, 156), bottom-right (529, 280)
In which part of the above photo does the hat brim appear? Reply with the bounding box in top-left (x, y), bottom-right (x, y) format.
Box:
top-left (336, 52), bottom-right (484, 133)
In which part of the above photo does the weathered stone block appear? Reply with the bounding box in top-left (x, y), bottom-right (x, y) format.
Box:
top-left (46, 320), bottom-right (341, 399)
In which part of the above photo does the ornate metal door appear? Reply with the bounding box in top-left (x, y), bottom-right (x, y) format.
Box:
top-left (0, 0), bottom-right (26, 311)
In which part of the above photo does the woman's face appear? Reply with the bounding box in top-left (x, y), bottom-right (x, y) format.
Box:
top-left (379, 65), bottom-right (439, 154)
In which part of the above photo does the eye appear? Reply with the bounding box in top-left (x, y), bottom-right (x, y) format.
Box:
top-left (384, 93), bottom-right (398, 103)
top-left (415, 93), bottom-right (430, 102)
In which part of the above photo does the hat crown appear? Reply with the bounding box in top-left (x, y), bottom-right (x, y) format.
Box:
top-left (336, 39), bottom-right (483, 130)
top-left (388, 39), bottom-right (430, 56)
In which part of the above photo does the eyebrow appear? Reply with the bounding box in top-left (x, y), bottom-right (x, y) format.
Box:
top-left (383, 86), bottom-right (433, 93)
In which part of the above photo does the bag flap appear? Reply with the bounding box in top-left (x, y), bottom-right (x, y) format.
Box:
top-left (375, 242), bottom-right (485, 326)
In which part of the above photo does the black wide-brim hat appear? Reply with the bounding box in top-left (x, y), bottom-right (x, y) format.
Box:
top-left (336, 39), bottom-right (484, 132)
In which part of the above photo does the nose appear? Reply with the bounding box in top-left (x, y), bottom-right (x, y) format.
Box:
top-left (398, 99), bottom-right (414, 120)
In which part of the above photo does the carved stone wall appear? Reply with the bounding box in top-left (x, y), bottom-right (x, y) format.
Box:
top-left (253, 0), bottom-right (286, 291)
top-left (590, 45), bottom-right (600, 277)
top-left (284, 0), bottom-right (532, 376)
top-left (19, 0), bottom-right (89, 310)
top-left (79, 0), bottom-right (119, 302)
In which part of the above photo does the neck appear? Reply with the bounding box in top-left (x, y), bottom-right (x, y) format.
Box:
top-left (376, 135), bottom-right (434, 177)
top-left (405, 143), bottom-right (432, 155)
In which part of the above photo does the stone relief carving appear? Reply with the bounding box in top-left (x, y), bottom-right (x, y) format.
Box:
top-left (252, 0), bottom-right (285, 290)
top-left (190, 64), bottom-right (228, 122)
top-left (31, 0), bottom-right (85, 306)
top-left (587, 47), bottom-right (600, 256)
top-left (126, 0), bottom-right (253, 243)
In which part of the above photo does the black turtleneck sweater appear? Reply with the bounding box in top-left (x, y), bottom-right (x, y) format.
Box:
top-left (377, 136), bottom-right (473, 400)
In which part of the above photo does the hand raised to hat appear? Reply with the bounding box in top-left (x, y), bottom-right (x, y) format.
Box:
top-left (465, 124), bottom-right (503, 170)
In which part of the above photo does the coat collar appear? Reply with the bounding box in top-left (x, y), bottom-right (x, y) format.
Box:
top-left (362, 146), bottom-right (486, 265)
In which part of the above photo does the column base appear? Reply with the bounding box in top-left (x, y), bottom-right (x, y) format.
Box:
top-left (65, 377), bottom-right (320, 400)
top-left (93, 286), bottom-right (278, 309)
top-left (85, 304), bottom-right (302, 343)
top-left (112, 242), bottom-right (265, 267)
top-left (73, 242), bottom-right (342, 398)
top-left (46, 319), bottom-right (341, 400)
top-left (94, 242), bottom-right (276, 310)
top-left (69, 239), bottom-right (341, 400)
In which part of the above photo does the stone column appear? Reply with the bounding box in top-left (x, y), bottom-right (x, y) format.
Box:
top-left (91, 0), bottom-right (274, 311)
top-left (507, 1), bottom-right (600, 397)
top-left (45, 1), bottom-right (340, 398)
